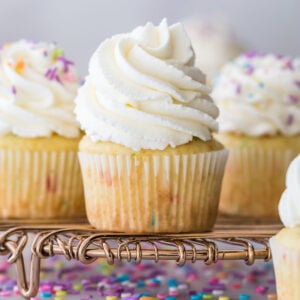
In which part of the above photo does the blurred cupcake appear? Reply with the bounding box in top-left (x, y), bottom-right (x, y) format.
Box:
top-left (184, 16), bottom-right (244, 86)
top-left (0, 39), bottom-right (85, 219)
top-left (75, 19), bottom-right (228, 233)
top-left (212, 52), bottom-right (300, 218)
top-left (270, 154), bottom-right (300, 299)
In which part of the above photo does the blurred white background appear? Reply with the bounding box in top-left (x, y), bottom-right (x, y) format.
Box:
top-left (0, 0), bottom-right (299, 75)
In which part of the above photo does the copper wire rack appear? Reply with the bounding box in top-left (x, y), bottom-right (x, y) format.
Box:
top-left (0, 216), bottom-right (282, 299)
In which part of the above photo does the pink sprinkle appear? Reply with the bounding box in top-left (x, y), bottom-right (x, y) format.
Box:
top-left (0, 291), bottom-right (11, 297)
top-left (284, 59), bottom-right (294, 71)
top-left (255, 286), bottom-right (269, 294)
top-left (289, 95), bottom-right (298, 103)
top-left (236, 84), bottom-right (242, 94)
top-left (209, 277), bottom-right (219, 284)
top-left (64, 71), bottom-right (76, 82)
top-left (286, 114), bottom-right (294, 125)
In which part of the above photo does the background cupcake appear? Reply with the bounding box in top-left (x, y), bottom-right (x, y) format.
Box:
top-left (270, 154), bottom-right (300, 299)
top-left (0, 39), bottom-right (85, 219)
top-left (184, 16), bottom-right (245, 86)
top-left (212, 52), bottom-right (300, 219)
top-left (75, 19), bottom-right (228, 233)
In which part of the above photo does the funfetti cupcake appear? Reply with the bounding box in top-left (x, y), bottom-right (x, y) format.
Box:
top-left (0, 39), bottom-right (85, 219)
top-left (270, 154), bottom-right (300, 299)
top-left (75, 19), bottom-right (228, 233)
top-left (212, 52), bottom-right (300, 219)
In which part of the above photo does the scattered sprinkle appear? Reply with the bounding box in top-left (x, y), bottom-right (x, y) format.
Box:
top-left (286, 114), bottom-right (294, 125)
top-left (11, 86), bottom-right (17, 95)
top-left (15, 59), bottom-right (25, 74)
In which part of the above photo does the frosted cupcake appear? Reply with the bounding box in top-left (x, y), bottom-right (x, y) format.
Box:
top-left (270, 154), bottom-right (300, 299)
top-left (184, 17), bottom-right (244, 86)
top-left (0, 39), bottom-right (85, 219)
top-left (212, 52), bottom-right (300, 218)
top-left (75, 19), bottom-right (228, 233)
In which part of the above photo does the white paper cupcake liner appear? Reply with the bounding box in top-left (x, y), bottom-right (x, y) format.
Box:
top-left (79, 149), bottom-right (228, 233)
top-left (0, 149), bottom-right (85, 219)
top-left (270, 236), bottom-right (300, 299)
top-left (220, 148), bottom-right (296, 218)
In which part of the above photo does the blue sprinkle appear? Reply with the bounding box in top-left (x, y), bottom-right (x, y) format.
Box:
top-left (139, 292), bottom-right (150, 297)
top-left (116, 274), bottom-right (130, 282)
top-left (136, 280), bottom-right (146, 287)
top-left (40, 291), bottom-right (52, 298)
top-left (150, 278), bottom-right (160, 284)
top-left (239, 294), bottom-right (251, 300)
top-left (258, 82), bottom-right (265, 88)
top-left (165, 297), bottom-right (177, 300)
top-left (167, 279), bottom-right (178, 287)
top-left (191, 295), bottom-right (202, 300)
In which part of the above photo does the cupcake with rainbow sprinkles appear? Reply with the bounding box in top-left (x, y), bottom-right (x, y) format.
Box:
top-left (0, 39), bottom-right (85, 219)
top-left (75, 19), bottom-right (228, 233)
top-left (212, 51), bottom-right (300, 219)
top-left (270, 154), bottom-right (300, 299)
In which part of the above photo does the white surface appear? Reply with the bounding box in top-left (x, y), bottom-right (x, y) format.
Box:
top-left (0, 0), bottom-right (299, 76)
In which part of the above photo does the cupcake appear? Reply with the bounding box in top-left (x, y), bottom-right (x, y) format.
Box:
top-left (0, 39), bottom-right (85, 219)
top-left (75, 19), bottom-right (228, 233)
top-left (270, 154), bottom-right (300, 299)
top-left (184, 17), bottom-right (244, 86)
top-left (212, 52), bottom-right (300, 219)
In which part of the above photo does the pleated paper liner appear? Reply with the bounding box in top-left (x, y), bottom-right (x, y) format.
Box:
top-left (0, 149), bottom-right (85, 219)
top-left (79, 149), bottom-right (228, 233)
top-left (219, 148), bottom-right (297, 218)
top-left (270, 232), bottom-right (300, 299)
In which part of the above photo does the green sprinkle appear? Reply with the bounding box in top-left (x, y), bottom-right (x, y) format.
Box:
top-left (131, 152), bottom-right (137, 157)
top-left (151, 214), bottom-right (156, 227)
top-left (53, 48), bottom-right (65, 59)
top-left (72, 284), bottom-right (83, 291)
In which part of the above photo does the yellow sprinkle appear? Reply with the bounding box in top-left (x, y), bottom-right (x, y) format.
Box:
top-left (54, 297), bottom-right (64, 300)
top-left (126, 103), bottom-right (133, 108)
top-left (53, 48), bottom-right (64, 60)
top-left (218, 297), bottom-right (230, 300)
top-left (15, 60), bottom-right (25, 73)
top-left (3, 43), bottom-right (11, 49)
top-left (55, 290), bottom-right (67, 296)
top-left (106, 296), bottom-right (117, 300)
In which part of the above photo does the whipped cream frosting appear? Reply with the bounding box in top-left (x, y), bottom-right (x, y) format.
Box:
top-left (0, 39), bottom-right (81, 138)
top-left (212, 52), bottom-right (300, 136)
top-left (279, 154), bottom-right (300, 228)
top-left (75, 19), bottom-right (218, 151)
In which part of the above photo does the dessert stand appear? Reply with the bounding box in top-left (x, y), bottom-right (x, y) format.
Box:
top-left (0, 216), bottom-right (281, 299)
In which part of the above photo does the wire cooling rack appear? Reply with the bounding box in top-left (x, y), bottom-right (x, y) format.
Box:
top-left (0, 216), bottom-right (282, 299)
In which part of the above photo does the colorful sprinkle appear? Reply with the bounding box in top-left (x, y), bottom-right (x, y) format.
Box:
top-left (289, 95), bottom-right (298, 103)
top-left (295, 80), bottom-right (300, 88)
top-left (53, 48), bottom-right (65, 60)
top-left (286, 114), bottom-right (294, 125)
top-left (57, 56), bottom-right (74, 73)
top-left (15, 59), bottom-right (25, 73)
top-left (11, 85), bottom-right (17, 95)
top-left (45, 67), bottom-right (62, 83)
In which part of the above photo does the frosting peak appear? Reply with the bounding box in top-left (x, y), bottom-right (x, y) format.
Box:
top-left (0, 39), bottom-right (81, 138)
top-left (279, 154), bottom-right (300, 228)
top-left (75, 19), bottom-right (218, 151)
top-left (212, 52), bottom-right (300, 136)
